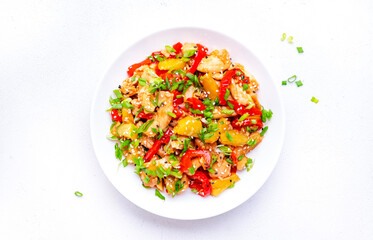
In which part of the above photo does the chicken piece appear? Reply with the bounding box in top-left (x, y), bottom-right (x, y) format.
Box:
top-left (164, 176), bottom-right (177, 194)
top-left (166, 136), bottom-right (188, 152)
top-left (231, 132), bottom-right (263, 170)
top-left (144, 91), bottom-right (174, 137)
top-left (182, 43), bottom-right (197, 54)
top-left (195, 139), bottom-right (218, 155)
top-left (212, 106), bottom-right (238, 119)
top-left (164, 174), bottom-right (188, 195)
top-left (250, 92), bottom-right (261, 110)
top-left (140, 170), bottom-right (158, 188)
top-left (119, 77), bottom-right (138, 97)
top-left (179, 174), bottom-right (189, 194)
top-left (161, 48), bottom-right (171, 58)
top-left (183, 85), bottom-right (195, 102)
top-left (229, 78), bottom-right (255, 106)
top-left (211, 72), bottom-right (224, 80)
top-left (229, 63), bottom-right (259, 92)
top-left (138, 85), bottom-right (156, 113)
top-left (145, 156), bottom-right (172, 172)
top-left (123, 145), bottom-right (145, 165)
top-left (209, 153), bottom-right (231, 179)
top-left (197, 49), bottom-right (231, 73)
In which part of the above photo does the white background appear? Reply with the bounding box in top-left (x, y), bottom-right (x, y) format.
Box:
top-left (1, 0), bottom-right (372, 239)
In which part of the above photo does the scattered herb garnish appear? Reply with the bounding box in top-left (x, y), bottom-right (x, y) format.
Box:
top-left (155, 189), bottom-right (165, 200)
top-left (311, 96), bottom-right (319, 104)
top-left (75, 191), bottom-right (83, 197)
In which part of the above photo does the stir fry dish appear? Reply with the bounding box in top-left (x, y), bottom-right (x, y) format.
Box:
top-left (107, 42), bottom-right (273, 199)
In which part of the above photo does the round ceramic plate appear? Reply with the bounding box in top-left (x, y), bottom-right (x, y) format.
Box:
top-left (90, 27), bottom-right (285, 220)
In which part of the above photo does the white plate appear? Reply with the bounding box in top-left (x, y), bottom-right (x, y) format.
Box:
top-left (90, 27), bottom-right (285, 220)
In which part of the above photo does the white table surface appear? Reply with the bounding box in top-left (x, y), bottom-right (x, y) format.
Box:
top-left (1, 0), bottom-right (372, 239)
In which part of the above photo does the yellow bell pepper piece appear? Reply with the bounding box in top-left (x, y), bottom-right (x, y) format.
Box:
top-left (201, 74), bottom-right (219, 100)
top-left (121, 107), bottom-right (134, 123)
top-left (116, 123), bottom-right (137, 140)
top-left (210, 173), bottom-right (240, 196)
top-left (205, 118), bottom-right (230, 143)
top-left (173, 116), bottom-right (202, 137)
top-left (158, 59), bottom-right (186, 70)
top-left (220, 129), bottom-right (249, 146)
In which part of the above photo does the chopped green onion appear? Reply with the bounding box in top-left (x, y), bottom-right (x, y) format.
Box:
top-left (181, 57), bottom-right (190, 62)
top-left (170, 135), bottom-right (177, 140)
top-left (148, 55), bottom-right (155, 62)
top-left (111, 103), bottom-right (123, 109)
top-left (227, 101), bottom-right (234, 109)
top-left (188, 166), bottom-right (196, 175)
top-left (236, 71), bottom-right (242, 76)
top-left (224, 89), bottom-right (230, 101)
top-left (122, 101), bottom-right (135, 109)
top-left (238, 113), bottom-right (249, 121)
top-left (165, 45), bottom-right (176, 52)
top-left (75, 191), bottom-right (83, 197)
top-left (218, 145), bottom-right (232, 155)
top-left (138, 78), bottom-right (147, 86)
top-left (246, 103), bottom-right (254, 109)
top-left (226, 158), bottom-right (233, 164)
top-left (288, 75), bottom-right (297, 83)
top-left (173, 69), bottom-right (186, 77)
top-left (297, 47), bottom-right (304, 53)
top-left (131, 76), bottom-right (136, 82)
top-left (167, 111), bottom-right (176, 118)
top-left (281, 33), bottom-right (286, 41)
top-left (183, 49), bottom-right (197, 58)
top-left (251, 119), bottom-right (257, 124)
top-left (243, 83), bottom-right (249, 91)
top-left (113, 89), bottom-right (123, 99)
top-left (282, 81), bottom-right (287, 85)
top-left (228, 182), bottom-right (235, 188)
top-left (260, 126), bottom-right (268, 136)
top-left (238, 155), bottom-right (244, 161)
top-left (155, 189), bottom-right (165, 200)
top-left (287, 36), bottom-right (293, 43)
top-left (247, 138), bottom-right (257, 146)
top-left (136, 119), bottom-right (154, 134)
top-left (311, 96), bottom-right (319, 104)
top-left (154, 54), bottom-right (166, 62)
top-left (226, 132), bottom-right (234, 142)
top-left (222, 109), bottom-right (235, 115)
top-left (295, 80), bottom-right (303, 87)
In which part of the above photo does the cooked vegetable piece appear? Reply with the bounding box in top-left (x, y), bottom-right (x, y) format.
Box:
top-left (158, 59), bottom-right (186, 70)
top-left (117, 123), bottom-right (137, 139)
top-left (210, 173), bottom-right (240, 196)
top-left (220, 129), bottom-right (249, 146)
top-left (173, 116), bottom-right (203, 137)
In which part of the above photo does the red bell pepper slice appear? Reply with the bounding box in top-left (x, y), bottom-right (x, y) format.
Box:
top-left (127, 58), bottom-right (152, 77)
top-left (231, 115), bottom-right (263, 129)
top-left (227, 100), bottom-right (262, 116)
top-left (189, 170), bottom-right (212, 197)
top-left (110, 109), bottom-right (122, 122)
top-left (173, 42), bottom-right (183, 55)
top-left (144, 128), bottom-right (173, 163)
top-left (219, 69), bottom-right (238, 105)
top-left (137, 111), bottom-right (154, 120)
top-left (180, 150), bottom-right (211, 173)
top-left (189, 44), bottom-right (208, 74)
top-left (172, 91), bottom-right (184, 118)
top-left (186, 97), bottom-right (206, 111)
top-left (231, 151), bottom-right (238, 165)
